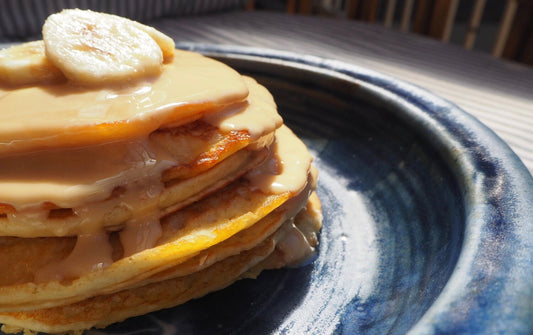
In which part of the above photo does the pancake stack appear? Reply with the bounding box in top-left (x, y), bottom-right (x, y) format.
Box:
top-left (0, 9), bottom-right (321, 334)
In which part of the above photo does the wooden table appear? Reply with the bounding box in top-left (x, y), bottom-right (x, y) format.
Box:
top-left (151, 10), bottom-right (533, 175)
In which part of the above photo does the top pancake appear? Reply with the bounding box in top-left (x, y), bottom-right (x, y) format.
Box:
top-left (0, 76), bottom-right (281, 237)
top-left (0, 49), bottom-right (248, 155)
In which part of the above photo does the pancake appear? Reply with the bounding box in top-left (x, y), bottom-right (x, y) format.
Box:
top-left (0, 9), bottom-right (322, 334)
top-left (0, 76), bottom-right (280, 238)
top-left (0, 50), bottom-right (249, 154)
top-left (0, 193), bottom-right (321, 334)
top-left (0, 125), bottom-right (314, 310)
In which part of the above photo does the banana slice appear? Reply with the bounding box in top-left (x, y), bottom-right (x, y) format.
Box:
top-left (0, 41), bottom-right (66, 87)
top-left (43, 9), bottom-right (174, 85)
top-left (132, 22), bottom-right (175, 63)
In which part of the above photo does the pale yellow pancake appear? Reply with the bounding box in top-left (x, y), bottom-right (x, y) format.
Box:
top-left (0, 126), bottom-right (314, 313)
top-left (0, 193), bottom-right (321, 334)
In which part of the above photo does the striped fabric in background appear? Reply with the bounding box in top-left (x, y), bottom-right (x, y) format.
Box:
top-left (0, 0), bottom-right (248, 41)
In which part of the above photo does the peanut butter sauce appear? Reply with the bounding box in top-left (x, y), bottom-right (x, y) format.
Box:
top-left (0, 50), bottom-right (248, 154)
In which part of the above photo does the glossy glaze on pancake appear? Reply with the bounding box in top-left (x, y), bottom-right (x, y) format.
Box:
top-left (0, 76), bottom-right (281, 237)
top-left (0, 126), bottom-right (315, 310)
top-left (0, 50), bottom-right (249, 154)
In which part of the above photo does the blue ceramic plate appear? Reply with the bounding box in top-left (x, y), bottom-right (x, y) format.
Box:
top-left (3, 45), bottom-right (533, 335)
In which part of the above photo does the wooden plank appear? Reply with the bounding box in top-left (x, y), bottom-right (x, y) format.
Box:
top-left (441, 0), bottom-right (459, 42)
top-left (298, 0), bottom-right (314, 14)
top-left (400, 0), bottom-right (415, 32)
top-left (502, 1), bottom-right (533, 64)
top-left (287, 0), bottom-right (297, 14)
top-left (464, 0), bottom-right (487, 49)
top-left (519, 35), bottom-right (533, 65)
top-left (361, 0), bottom-right (380, 22)
top-left (412, 0), bottom-right (432, 35)
top-left (429, 0), bottom-right (450, 39)
top-left (384, 0), bottom-right (397, 27)
top-left (346, 0), bottom-right (360, 19)
top-left (493, 0), bottom-right (519, 57)
top-left (413, 0), bottom-right (458, 41)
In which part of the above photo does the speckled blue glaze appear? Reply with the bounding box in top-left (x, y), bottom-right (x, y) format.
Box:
top-left (7, 44), bottom-right (531, 335)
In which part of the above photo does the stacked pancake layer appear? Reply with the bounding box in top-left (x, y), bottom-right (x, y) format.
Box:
top-left (0, 10), bottom-right (321, 334)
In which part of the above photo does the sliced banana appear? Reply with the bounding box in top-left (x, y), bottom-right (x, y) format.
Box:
top-left (43, 9), bottom-right (174, 85)
top-left (132, 22), bottom-right (175, 63)
top-left (0, 41), bottom-right (66, 86)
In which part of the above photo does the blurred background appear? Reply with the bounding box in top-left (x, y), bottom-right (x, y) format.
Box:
top-left (252, 0), bottom-right (532, 66)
